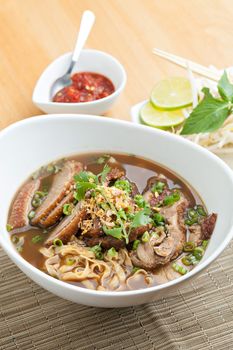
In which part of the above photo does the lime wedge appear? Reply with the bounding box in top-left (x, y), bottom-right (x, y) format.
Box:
top-left (150, 77), bottom-right (193, 110)
top-left (140, 102), bottom-right (185, 129)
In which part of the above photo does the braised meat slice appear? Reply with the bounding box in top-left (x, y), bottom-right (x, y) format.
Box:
top-left (201, 213), bottom-right (217, 239)
top-left (84, 218), bottom-right (103, 238)
top-left (84, 235), bottom-right (125, 250)
top-left (131, 195), bottom-right (189, 270)
top-left (129, 224), bottom-right (152, 242)
top-left (143, 175), bottom-right (170, 207)
top-left (45, 202), bottom-right (86, 246)
top-left (31, 160), bottom-right (83, 228)
top-left (8, 179), bottom-right (41, 232)
top-left (189, 213), bottom-right (217, 244)
top-left (105, 168), bottom-right (125, 185)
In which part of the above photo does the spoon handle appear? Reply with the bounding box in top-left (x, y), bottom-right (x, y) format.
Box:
top-left (71, 10), bottom-right (95, 65)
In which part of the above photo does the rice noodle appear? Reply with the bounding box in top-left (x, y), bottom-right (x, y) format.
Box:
top-left (40, 242), bottom-right (154, 291)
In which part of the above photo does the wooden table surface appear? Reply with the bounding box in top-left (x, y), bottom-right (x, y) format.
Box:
top-left (1, 0), bottom-right (233, 129)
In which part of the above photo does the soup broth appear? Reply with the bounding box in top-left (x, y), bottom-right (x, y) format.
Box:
top-left (7, 153), bottom-right (217, 291)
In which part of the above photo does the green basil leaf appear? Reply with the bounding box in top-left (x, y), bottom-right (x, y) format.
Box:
top-left (103, 226), bottom-right (123, 239)
top-left (181, 88), bottom-right (230, 135)
top-left (217, 71), bottom-right (233, 102)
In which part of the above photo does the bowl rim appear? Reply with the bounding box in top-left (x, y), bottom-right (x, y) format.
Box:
top-left (32, 49), bottom-right (127, 106)
top-left (1, 114), bottom-right (233, 298)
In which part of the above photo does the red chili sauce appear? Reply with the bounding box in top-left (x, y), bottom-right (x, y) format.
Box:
top-left (53, 72), bottom-right (115, 103)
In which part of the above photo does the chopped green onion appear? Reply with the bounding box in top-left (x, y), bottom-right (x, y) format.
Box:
top-left (107, 247), bottom-right (117, 257)
top-left (132, 240), bottom-right (140, 250)
top-left (202, 240), bottom-right (209, 249)
top-left (193, 247), bottom-right (205, 260)
top-left (181, 255), bottom-right (197, 266)
top-left (6, 224), bottom-right (13, 232)
top-left (96, 251), bottom-right (104, 260)
top-left (172, 263), bottom-right (187, 275)
top-left (32, 198), bottom-right (42, 208)
top-left (163, 191), bottom-right (180, 206)
top-left (96, 155), bottom-right (110, 164)
top-left (28, 210), bottom-right (36, 220)
top-left (196, 205), bottom-right (207, 217)
top-left (188, 209), bottom-right (198, 219)
top-left (35, 191), bottom-right (47, 198)
top-left (183, 241), bottom-right (196, 252)
top-left (11, 235), bottom-right (19, 244)
top-left (115, 179), bottom-right (132, 193)
top-left (47, 164), bottom-right (55, 173)
top-left (17, 246), bottom-right (23, 253)
top-left (63, 203), bottom-right (73, 216)
top-left (32, 235), bottom-right (43, 244)
top-left (153, 213), bottom-right (165, 226)
top-left (141, 231), bottom-right (150, 243)
top-left (134, 194), bottom-right (147, 208)
top-left (66, 257), bottom-right (75, 266)
top-left (152, 181), bottom-right (165, 194)
top-left (90, 245), bottom-right (103, 260)
top-left (151, 231), bottom-right (159, 239)
top-left (53, 238), bottom-right (63, 247)
top-left (132, 267), bottom-right (140, 273)
top-left (185, 218), bottom-right (196, 226)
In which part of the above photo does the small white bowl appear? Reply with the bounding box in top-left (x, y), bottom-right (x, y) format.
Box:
top-left (1, 115), bottom-right (233, 307)
top-left (32, 49), bottom-right (127, 115)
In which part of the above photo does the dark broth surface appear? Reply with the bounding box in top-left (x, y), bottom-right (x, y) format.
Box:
top-left (8, 153), bottom-right (204, 291)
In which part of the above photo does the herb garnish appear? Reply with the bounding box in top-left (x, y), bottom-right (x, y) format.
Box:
top-left (131, 208), bottom-right (151, 228)
top-left (32, 235), bottom-right (43, 244)
top-left (181, 71), bottom-right (233, 135)
top-left (103, 226), bottom-right (123, 239)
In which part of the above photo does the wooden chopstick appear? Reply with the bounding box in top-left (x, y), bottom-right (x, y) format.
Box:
top-left (153, 48), bottom-right (221, 82)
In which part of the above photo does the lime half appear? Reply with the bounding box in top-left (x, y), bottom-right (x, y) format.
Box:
top-left (150, 77), bottom-right (193, 110)
top-left (140, 102), bottom-right (185, 129)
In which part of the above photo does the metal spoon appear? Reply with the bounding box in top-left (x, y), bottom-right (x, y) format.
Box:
top-left (50, 10), bottom-right (95, 99)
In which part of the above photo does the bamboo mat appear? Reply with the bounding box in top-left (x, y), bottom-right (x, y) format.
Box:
top-left (0, 242), bottom-right (233, 350)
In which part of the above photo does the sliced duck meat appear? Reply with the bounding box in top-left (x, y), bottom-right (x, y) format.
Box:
top-left (129, 224), bottom-right (152, 242)
top-left (130, 181), bottom-right (140, 197)
top-left (188, 212), bottom-right (217, 244)
top-left (8, 179), bottom-right (41, 232)
top-left (131, 241), bottom-right (157, 270)
top-left (84, 235), bottom-right (125, 250)
top-left (45, 202), bottom-right (86, 246)
top-left (84, 218), bottom-right (104, 238)
top-left (154, 254), bottom-right (193, 283)
top-left (104, 167), bottom-right (139, 197)
top-left (105, 168), bottom-right (125, 185)
top-left (201, 213), bottom-right (217, 239)
top-left (143, 175), bottom-right (170, 207)
top-left (188, 224), bottom-right (202, 245)
top-left (31, 160), bottom-right (83, 228)
top-left (39, 190), bottom-right (75, 228)
top-left (159, 195), bottom-right (189, 260)
top-left (131, 195), bottom-right (189, 270)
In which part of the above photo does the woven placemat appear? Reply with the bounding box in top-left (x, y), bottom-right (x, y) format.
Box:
top-left (1, 240), bottom-right (233, 350)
